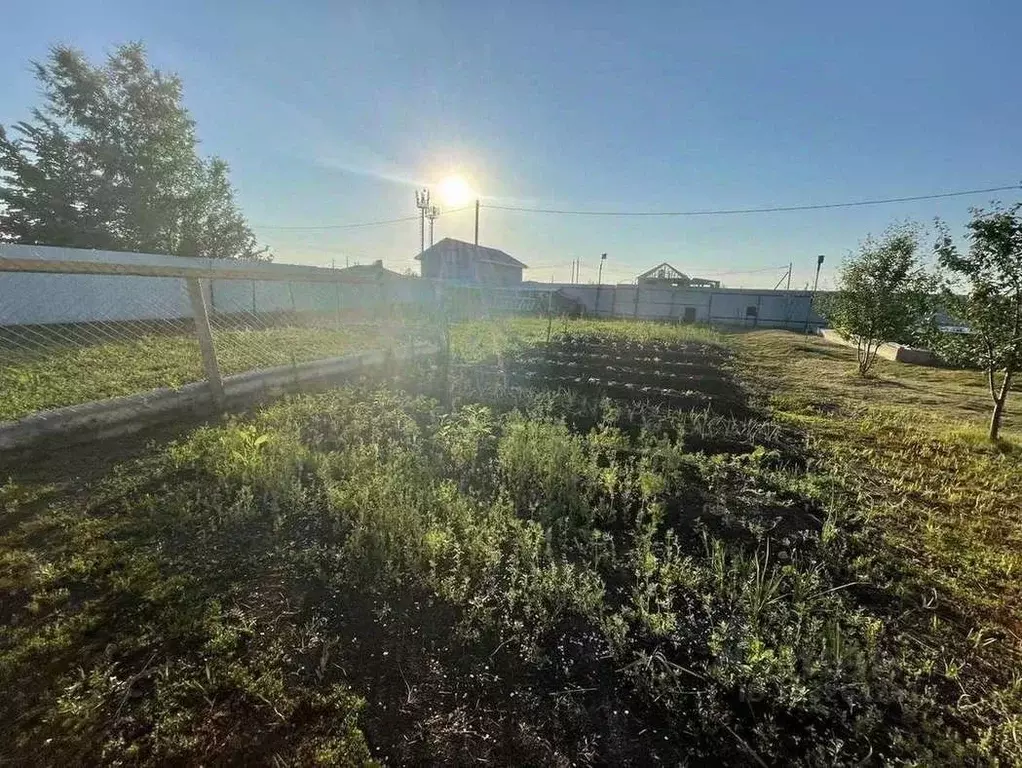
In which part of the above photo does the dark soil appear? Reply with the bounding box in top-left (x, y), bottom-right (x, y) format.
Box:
top-left (487, 337), bottom-right (751, 418)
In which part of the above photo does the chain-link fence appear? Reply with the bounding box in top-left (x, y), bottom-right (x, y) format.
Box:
top-left (0, 247), bottom-right (429, 429)
top-left (0, 245), bottom-right (568, 448)
top-left (0, 268), bottom-right (204, 422)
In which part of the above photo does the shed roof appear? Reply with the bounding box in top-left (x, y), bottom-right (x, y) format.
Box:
top-left (337, 261), bottom-right (404, 280)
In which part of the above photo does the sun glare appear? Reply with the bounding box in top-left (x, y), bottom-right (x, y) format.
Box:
top-left (438, 175), bottom-right (474, 208)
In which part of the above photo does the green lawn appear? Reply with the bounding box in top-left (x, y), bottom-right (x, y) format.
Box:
top-left (733, 329), bottom-right (1022, 761)
top-left (0, 316), bottom-right (723, 422)
top-left (733, 329), bottom-right (1022, 639)
top-left (1, 320), bottom-right (1020, 764)
top-left (0, 326), bottom-right (398, 421)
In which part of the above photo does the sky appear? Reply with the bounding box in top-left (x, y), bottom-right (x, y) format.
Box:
top-left (2, 0), bottom-right (1020, 288)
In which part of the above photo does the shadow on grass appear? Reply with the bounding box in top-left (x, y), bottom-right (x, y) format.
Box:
top-left (791, 342), bottom-right (849, 359)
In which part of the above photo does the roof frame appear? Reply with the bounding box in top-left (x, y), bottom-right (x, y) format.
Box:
top-left (636, 262), bottom-right (689, 281)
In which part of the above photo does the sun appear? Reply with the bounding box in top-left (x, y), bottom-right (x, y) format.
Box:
top-left (438, 175), bottom-right (474, 208)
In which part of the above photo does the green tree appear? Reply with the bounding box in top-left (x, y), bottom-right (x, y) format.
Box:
top-left (0, 43), bottom-right (267, 259)
top-left (934, 204), bottom-right (1022, 441)
top-left (819, 223), bottom-right (934, 376)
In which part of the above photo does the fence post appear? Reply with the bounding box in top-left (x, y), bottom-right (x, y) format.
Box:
top-left (287, 281), bottom-right (297, 320)
top-left (334, 278), bottom-right (342, 330)
top-left (186, 277), bottom-right (225, 408)
top-left (545, 289), bottom-right (554, 344)
top-left (440, 286), bottom-right (451, 407)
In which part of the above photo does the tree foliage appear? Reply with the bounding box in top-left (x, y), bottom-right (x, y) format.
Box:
top-left (819, 223), bottom-right (933, 376)
top-left (0, 43), bottom-right (267, 259)
top-left (934, 204), bottom-right (1022, 440)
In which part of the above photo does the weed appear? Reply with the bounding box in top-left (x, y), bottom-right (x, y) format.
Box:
top-left (1, 321), bottom-right (1019, 764)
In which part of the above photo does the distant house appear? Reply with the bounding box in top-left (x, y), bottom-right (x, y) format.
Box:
top-left (416, 238), bottom-right (526, 285)
top-left (636, 262), bottom-right (721, 289)
top-left (337, 259), bottom-right (404, 281)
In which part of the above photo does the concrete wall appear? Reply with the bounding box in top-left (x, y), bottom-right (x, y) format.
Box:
top-left (209, 277), bottom-right (436, 315)
top-left (0, 272), bottom-right (192, 325)
top-left (0, 245), bottom-right (436, 325)
top-left (0, 272), bottom-right (414, 324)
top-left (0, 245), bottom-right (827, 330)
top-left (549, 283), bottom-right (827, 329)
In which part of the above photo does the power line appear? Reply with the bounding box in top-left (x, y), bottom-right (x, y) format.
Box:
top-left (253, 204), bottom-right (474, 231)
top-left (705, 265), bottom-right (791, 276)
top-left (248, 183), bottom-right (1019, 232)
top-left (480, 184), bottom-right (1020, 217)
top-left (253, 213), bottom-right (420, 231)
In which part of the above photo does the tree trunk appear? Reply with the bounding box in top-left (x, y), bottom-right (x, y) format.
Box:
top-left (858, 339), bottom-right (879, 376)
top-left (989, 366), bottom-right (1014, 441)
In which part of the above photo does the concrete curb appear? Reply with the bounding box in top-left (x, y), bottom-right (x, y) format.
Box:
top-left (817, 329), bottom-right (938, 366)
top-left (0, 343), bottom-right (438, 454)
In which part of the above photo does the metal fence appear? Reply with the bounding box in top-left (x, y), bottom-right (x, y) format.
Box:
top-left (0, 246), bottom-right (564, 447)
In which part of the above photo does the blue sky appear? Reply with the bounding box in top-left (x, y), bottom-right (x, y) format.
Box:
top-left (2, 1), bottom-right (1020, 287)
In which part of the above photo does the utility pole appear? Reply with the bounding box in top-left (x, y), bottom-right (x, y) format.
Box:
top-left (804, 254), bottom-right (825, 336)
top-left (773, 262), bottom-right (794, 291)
top-left (415, 189), bottom-right (431, 254)
top-left (595, 253), bottom-right (607, 316)
top-left (426, 204), bottom-right (441, 247)
top-left (474, 199), bottom-right (480, 245)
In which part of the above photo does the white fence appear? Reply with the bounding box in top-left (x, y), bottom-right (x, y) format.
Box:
top-left (549, 283), bottom-right (826, 330)
top-left (0, 245), bottom-right (434, 325)
top-left (1, 245), bottom-right (827, 331)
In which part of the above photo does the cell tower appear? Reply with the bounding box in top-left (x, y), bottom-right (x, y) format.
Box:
top-left (425, 204), bottom-right (441, 247)
top-left (415, 189), bottom-right (431, 254)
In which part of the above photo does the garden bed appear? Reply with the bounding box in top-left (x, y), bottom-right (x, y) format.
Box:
top-left (0, 321), bottom-right (1015, 765)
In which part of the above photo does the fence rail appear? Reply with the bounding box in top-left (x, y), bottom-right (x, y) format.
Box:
top-left (0, 246), bottom-right (443, 437)
top-left (0, 245), bottom-right (380, 283)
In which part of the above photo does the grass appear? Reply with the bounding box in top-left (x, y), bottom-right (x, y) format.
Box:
top-left (732, 329), bottom-right (1022, 759)
top-left (0, 325), bottom-right (398, 421)
top-left (0, 314), bottom-right (721, 421)
top-left (1, 319), bottom-right (1021, 764)
top-left (733, 330), bottom-right (1022, 624)
top-left (736, 330), bottom-right (1020, 436)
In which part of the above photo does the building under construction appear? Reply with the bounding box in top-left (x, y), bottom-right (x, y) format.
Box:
top-left (635, 262), bottom-right (720, 289)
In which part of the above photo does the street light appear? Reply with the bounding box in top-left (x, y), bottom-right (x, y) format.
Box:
top-left (595, 253), bottom-right (607, 316)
